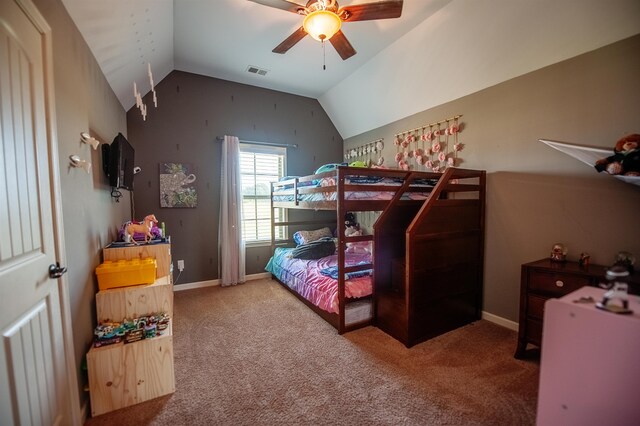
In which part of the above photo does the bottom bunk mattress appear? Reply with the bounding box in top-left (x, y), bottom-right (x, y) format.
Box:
top-left (265, 247), bottom-right (372, 314)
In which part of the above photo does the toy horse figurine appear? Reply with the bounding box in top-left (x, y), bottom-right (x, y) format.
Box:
top-left (124, 214), bottom-right (158, 245)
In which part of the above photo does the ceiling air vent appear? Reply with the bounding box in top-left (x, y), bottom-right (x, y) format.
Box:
top-left (246, 65), bottom-right (268, 76)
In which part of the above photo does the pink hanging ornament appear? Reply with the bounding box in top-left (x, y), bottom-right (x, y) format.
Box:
top-left (447, 157), bottom-right (455, 167)
top-left (394, 152), bottom-right (403, 162)
top-left (438, 152), bottom-right (446, 162)
top-left (413, 148), bottom-right (423, 157)
top-left (394, 136), bottom-right (401, 146)
top-left (432, 142), bottom-right (441, 153)
top-left (426, 160), bottom-right (433, 168)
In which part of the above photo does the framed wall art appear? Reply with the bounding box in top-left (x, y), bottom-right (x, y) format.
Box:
top-left (159, 162), bottom-right (197, 208)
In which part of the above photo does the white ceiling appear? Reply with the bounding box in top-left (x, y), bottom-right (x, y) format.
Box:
top-left (62, 0), bottom-right (640, 139)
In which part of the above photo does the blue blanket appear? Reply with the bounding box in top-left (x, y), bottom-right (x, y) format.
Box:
top-left (320, 264), bottom-right (372, 280)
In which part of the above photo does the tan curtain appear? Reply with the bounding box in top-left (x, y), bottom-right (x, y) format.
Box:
top-left (219, 135), bottom-right (245, 286)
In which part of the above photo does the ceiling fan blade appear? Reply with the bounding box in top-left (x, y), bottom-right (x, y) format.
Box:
top-left (273, 26), bottom-right (308, 54)
top-left (340, 0), bottom-right (404, 22)
top-left (247, 0), bottom-right (306, 14)
top-left (329, 30), bottom-right (356, 60)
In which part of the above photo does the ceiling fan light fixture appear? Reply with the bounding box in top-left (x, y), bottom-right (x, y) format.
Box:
top-left (303, 10), bottom-right (341, 42)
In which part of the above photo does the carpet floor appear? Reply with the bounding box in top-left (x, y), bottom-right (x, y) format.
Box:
top-left (85, 278), bottom-right (539, 425)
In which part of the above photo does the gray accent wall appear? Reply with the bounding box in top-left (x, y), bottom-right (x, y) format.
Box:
top-left (127, 71), bottom-right (343, 285)
top-left (344, 34), bottom-right (640, 323)
top-left (33, 0), bottom-right (129, 411)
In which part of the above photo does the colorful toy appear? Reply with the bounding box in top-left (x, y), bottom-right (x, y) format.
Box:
top-left (124, 214), bottom-right (158, 244)
top-left (93, 311), bottom-right (171, 347)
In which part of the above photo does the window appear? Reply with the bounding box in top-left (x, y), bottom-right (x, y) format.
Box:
top-left (239, 143), bottom-right (286, 244)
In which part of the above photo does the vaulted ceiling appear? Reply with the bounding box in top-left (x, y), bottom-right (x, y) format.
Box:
top-left (61, 0), bottom-right (640, 139)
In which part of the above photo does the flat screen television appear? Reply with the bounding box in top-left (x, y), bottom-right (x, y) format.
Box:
top-left (102, 132), bottom-right (135, 190)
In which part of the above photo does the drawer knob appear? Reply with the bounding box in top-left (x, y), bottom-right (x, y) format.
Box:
top-left (555, 280), bottom-right (564, 287)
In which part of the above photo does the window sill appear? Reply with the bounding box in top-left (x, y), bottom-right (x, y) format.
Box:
top-left (244, 241), bottom-right (273, 248)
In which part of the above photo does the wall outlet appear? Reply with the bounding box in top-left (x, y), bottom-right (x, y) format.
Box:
top-left (177, 260), bottom-right (185, 271)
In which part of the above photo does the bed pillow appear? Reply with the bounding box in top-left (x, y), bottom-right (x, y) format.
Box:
top-left (293, 227), bottom-right (332, 246)
top-left (314, 163), bottom-right (342, 174)
top-left (290, 237), bottom-right (336, 260)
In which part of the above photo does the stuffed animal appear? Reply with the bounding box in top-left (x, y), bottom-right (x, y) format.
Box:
top-left (344, 212), bottom-right (370, 253)
top-left (345, 212), bottom-right (359, 231)
top-left (595, 134), bottom-right (640, 176)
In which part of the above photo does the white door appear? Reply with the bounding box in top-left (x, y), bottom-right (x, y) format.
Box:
top-left (0, 1), bottom-right (76, 425)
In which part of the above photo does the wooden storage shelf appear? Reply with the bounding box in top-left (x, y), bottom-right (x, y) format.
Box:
top-left (103, 242), bottom-right (172, 279)
top-left (87, 323), bottom-right (175, 417)
top-left (96, 275), bottom-right (173, 322)
top-left (88, 242), bottom-right (175, 417)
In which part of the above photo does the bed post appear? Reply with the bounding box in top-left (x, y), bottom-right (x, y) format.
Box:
top-left (336, 167), bottom-right (346, 333)
top-left (270, 181), bottom-right (275, 256)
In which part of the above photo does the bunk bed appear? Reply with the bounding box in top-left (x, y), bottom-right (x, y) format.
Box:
top-left (266, 166), bottom-right (486, 347)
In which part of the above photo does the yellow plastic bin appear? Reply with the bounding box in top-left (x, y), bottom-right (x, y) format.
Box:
top-left (95, 258), bottom-right (157, 290)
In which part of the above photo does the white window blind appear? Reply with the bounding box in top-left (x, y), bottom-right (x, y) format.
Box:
top-left (239, 143), bottom-right (286, 243)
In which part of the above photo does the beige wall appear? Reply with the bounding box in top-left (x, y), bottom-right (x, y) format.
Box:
top-left (33, 0), bottom-right (129, 410)
top-left (344, 35), bottom-right (640, 322)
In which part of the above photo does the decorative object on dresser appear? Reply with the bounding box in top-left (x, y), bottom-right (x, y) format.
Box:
top-left (515, 258), bottom-right (640, 358)
top-left (549, 242), bottom-right (567, 262)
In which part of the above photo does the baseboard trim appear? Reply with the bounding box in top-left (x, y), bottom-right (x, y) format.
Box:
top-left (481, 311), bottom-right (519, 331)
top-left (173, 272), bottom-right (271, 292)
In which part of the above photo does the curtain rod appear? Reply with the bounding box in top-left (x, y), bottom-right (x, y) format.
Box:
top-left (215, 136), bottom-right (298, 149)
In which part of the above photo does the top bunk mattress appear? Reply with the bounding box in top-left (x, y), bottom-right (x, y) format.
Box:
top-left (273, 176), bottom-right (437, 202)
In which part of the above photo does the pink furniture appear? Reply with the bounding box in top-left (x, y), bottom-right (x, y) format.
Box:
top-left (537, 286), bottom-right (640, 425)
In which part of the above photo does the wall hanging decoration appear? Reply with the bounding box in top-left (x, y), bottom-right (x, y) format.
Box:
top-left (344, 138), bottom-right (384, 167)
top-left (69, 154), bottom-right (91, 173)
top-left (133, 63), bottom-right (158, 121)
top-left (80, 132), bottom-right (100, 150)
top-left (394, 115), bottom-right (463, 172)
top-left (159, 162), bottom-right (197, 208)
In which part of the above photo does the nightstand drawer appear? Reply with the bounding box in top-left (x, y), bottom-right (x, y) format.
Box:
top-left (528, 271), bottom-right (590, 296)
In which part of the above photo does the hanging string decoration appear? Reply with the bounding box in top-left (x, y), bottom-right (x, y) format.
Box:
top-left (133, 63), bottom-right (159, 121)
top-left (393, 114), bottom-right (464, 172)
top-left (345, 138), bottom-right (385, 167)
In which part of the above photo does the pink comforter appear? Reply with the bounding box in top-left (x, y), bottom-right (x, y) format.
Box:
top-left (266, 248), bottom-right (372, 314)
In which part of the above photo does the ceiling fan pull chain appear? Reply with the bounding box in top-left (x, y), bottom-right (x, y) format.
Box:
top-left (322, 39), bottom-right (326, 70)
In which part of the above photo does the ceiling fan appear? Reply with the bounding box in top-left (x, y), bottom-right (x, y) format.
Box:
top-left (248, 0), bottom-right (404, 60)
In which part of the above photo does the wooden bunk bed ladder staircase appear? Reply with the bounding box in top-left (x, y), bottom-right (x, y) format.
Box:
top-left (373, 168), bottom-right (486, 347)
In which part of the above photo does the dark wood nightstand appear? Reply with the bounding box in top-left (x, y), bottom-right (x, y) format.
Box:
top-left (514, 258), bottom-right (639, 359)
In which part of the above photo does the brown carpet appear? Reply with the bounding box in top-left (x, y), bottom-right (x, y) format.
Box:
top-left (85, 279), bottom-right (539, 425)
